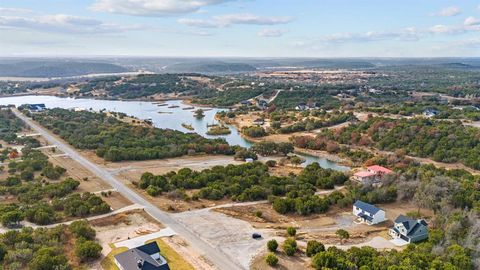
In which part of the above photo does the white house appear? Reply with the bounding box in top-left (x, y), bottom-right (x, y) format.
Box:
top-left (352, 200), bottom-right (386, 225)
top-left (389, 215), bottom-right (429, 243)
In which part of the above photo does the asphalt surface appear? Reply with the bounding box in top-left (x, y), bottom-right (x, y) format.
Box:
top-left (13, 109), bottom-right (242, 270)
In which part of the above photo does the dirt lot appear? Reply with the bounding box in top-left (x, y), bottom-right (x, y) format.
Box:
top-left (45, 149), bottom-right (112, 192)
top-left (173, 207), bottom-right (275, 270)
top-left (251, 251), bottom-right (312, 270)
top-left (91, 210), bottom-right (165, 257)
top-left (214, 201), bottom-right (432, 246)
top-left (100, 192), bottom-right (132, 210)
top-left (106, 154), bottom-right (244, 181)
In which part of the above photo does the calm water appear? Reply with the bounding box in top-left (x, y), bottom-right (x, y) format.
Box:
top-left (0, 95), bottom-right (349, 171)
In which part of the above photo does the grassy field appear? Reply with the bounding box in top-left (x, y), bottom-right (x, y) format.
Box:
top-left (102, 238), bottom-right (194, 270)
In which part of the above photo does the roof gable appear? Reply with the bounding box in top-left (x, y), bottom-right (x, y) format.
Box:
top-left (353, 200), bottom-right (382, 215)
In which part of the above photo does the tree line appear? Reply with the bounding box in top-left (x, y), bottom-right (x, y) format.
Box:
top-left (33, 108), bottom-right (237, 162)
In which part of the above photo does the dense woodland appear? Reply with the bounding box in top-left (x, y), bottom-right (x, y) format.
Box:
top-left (33, 108), bottom-right (236, 161)
top-left (79, 74), bottom-right (214, 99)
top-left (0, 221), bottom-right (102, 269)
top-left (319, 117), bottom-right (480, 170)
top-left (0, 148), bottom-right (110, 226)
top-left (138, 162), bottom-right (349, 215)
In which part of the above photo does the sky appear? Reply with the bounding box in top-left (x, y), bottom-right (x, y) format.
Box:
top-left (0, 0), bottom-right (479, 57)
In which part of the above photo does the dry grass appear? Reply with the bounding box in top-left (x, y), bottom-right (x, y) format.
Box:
top-left (100, 244), bottom-right (128, 270)
top-left (146, 238), bottom-right (195, 270)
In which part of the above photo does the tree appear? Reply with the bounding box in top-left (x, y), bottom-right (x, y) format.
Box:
top-left (75, 239), bottom-right (102, 261)
top-left (267, 239), bottom-right (278, 252)
top-left (0, 243), bottom-right (6, 262)
top-left (336, 229), bottom-right (350, 243)
top-left (265, 253), bottom-right (279, 266)
top-left (194, 109), bottom-right (205, 119)
top-left (312, 251), bottom-right (337, 269)
top-left (69, 220), bottom-right (96, 240)
top-left (284, 244), bottom-right (296, 256)
top-left (277, 143), bottom-right (294, 156)
top-left (29, 247), bottom-right (69, 270)
top-left (283, 238), bottom-right (297, 256)
top-left (290, 156), bottom-right (303, 167)
top-left (1, 210), bottom-right (23, 227)
top-left (265, 160), bottom-right (277, 167)
top-left (306, 240), bottom-right (325, 257)
top-left (287, 227), bottom-right (297, 237)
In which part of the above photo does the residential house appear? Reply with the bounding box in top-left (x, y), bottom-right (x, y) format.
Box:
top-left (25, 104), bottom-right (46, 113)
top-left (352, 200), bottom-right (386, 225)
top-left (389, 215), bottom-right (429, 243)
top-left (367, 165), bottom-right (393, 176)
top-left (352, 171), bottom-right (377, 185)
top-left (295, 102), bottom-right (308, 111)
top-left (352, 165), bottom-right (393, 186)
top-left (114, 242), bottom-right (170, 270)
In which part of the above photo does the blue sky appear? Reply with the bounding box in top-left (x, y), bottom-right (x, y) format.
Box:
top-left (1, 0), bottom-right (479, 57)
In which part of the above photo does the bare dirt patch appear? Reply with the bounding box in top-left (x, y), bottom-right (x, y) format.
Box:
top-left (251, 251), bottom-right (312, 270)
top-left (92, 210), bottom-right (164, 256)
top-left (99, 192), bottom-right (132, 210)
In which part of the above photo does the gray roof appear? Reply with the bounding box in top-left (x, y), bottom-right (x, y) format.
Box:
top-left (394, 215), bottom-right (428, 237)
top-left (354, 200), bottom-right (382, 215)
top-left (114, 242), bottom-right (170, 270)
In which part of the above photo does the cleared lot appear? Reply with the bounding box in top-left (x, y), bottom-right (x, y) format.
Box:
top-left (173, 208), bottom-right (275, 270)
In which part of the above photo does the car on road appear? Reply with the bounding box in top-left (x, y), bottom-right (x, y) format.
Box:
top-left (252, 233), bottom-right (262, 239)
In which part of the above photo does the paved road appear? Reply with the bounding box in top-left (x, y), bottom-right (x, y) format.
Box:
top-left (13, 109), bottom-right (242, 270)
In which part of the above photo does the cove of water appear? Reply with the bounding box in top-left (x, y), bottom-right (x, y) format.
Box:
top-left (0, 95), bottom-right (349, 171)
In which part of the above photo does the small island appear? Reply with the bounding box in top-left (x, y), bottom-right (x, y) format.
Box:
top-left (206, 125), bottom-right (231, 135)
top-left (181, 123), bottom-right (194, 130)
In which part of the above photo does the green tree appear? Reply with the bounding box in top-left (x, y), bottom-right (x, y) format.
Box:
top-left (267, 239), bottom-right (278, 252)
top-left (286, 227), bottom-right (297, 237)
top-left (69, 220), bottom-right (96, 240)
top-left (29, 247), bottom-right (70, 270)
top-left (75, 239), bottom-right (102, 262)
top-left (306, 240), bottom-right (325, 257)
top-left (336, 229), bottom-right (350, 243)
top-left (1, 210), bottom-right (23, 227)
top-left (266, 253), bottom-right (279, 266)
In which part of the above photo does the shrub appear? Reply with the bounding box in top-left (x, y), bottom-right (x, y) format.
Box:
top-left (266, 160), bottom-right (277, 167)
top-left (267, 239), bottom-right (278, 252)
top-left (306, 240), bottom-right (325, 257)
top-left (335, 229), bottom-right (349, 241)
top-left (266, 253), bottom-right (279, 266)
top-left (287, 227), bottom-right (297, 237)
top-left (75, 239), bottom-right (102, 261)
top-left (284, 244), bottom-right (296, 256)
top-left (69, 220), bottom-right (96, 240)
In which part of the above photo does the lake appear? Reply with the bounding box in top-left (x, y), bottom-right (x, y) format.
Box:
top-left (0, 95), bottom-right (349, 171)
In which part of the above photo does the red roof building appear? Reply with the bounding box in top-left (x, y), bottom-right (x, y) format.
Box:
top-left (367, 165), bottom-right (393, 175)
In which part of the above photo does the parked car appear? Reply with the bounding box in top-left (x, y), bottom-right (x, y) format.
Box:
top-left (252, 233), bottom-right (262, 239)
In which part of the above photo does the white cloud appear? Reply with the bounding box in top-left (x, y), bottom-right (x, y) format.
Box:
top-left (258, 28), bottom-right (287, 37)
top-left (179, 13), bottom-right (294, 28)
top-left (0, 7), bottom-right (33, 14)
top-left (307, 22), bottom-right (480, 46)
top-left (0, 14), bottom-right (140, 34)
top-left (91, 0), bottom-right (232, 16)
top-left (320, 27), bottom-right (421, 43)
top-left (464, 16), bottom-right (480, 26)
top-left (431, 6), bottom-right (461, 17)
